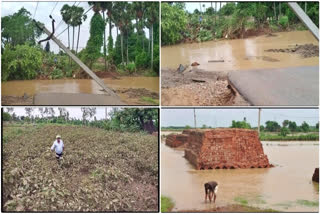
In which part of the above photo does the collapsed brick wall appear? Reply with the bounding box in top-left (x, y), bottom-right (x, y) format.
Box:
top-left (183, 128), bottom-right (271, 169)
top-left (165, 133), bottom-right (189, 148)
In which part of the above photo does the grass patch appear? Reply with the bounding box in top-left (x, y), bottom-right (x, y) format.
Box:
top-left (260, 133), bottom-right (319, 141)
top-left (234, 196), bottom-right (248, 205)
top-left (161, 196), bottom-right (174, 212)
top-left (296, 199), bottom-right (319, 207)
top-left (141, 96), bottom-right (159, 105)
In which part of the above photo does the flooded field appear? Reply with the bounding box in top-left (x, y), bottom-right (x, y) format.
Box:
top-left (161, 135), bottom-right (319, 212)
top-left (161, 31), bottom-right (319, 71)
top-left (1, 76), bottom-right (159, 105)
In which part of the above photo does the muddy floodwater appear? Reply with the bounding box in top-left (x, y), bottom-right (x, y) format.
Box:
top-left (1, 76), bottom-right (159, 104)
top-left (161, 31), bottom-right (319, 71)
top-left (161, 137), bottom-right (319, 212)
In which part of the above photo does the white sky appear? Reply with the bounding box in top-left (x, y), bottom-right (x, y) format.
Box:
top-left (1, 1), bottom-right (150, 53)
top-left (161, 108), bottom-right (319, 128)
top-left (5, 107), bottom-right (115, 120)
top-left (185, 2), bottom-right (226, 13)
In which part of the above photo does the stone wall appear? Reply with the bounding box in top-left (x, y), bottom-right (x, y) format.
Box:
top-left (182, 128), bottom-right (271, 169)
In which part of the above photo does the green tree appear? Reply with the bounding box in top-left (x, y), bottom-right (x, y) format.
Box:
top-left (231, 120), bottom-right (251, 129)
top-left (1, 7), bottom-right (43, 47)
top-left (288, 121), bottom-right (298, 132)
top-left (300, 121), bottom-right (310, 132)
top-left (2, 112), bottom-right (12, 121)
top-left (219, 3), bottom-right (236, 16)
top-left (279, 127), bottom-right (290, 137)
top-left (82, 11), bottom-right (105, 68)
top-left (2, 44), bottom-right (42, 81)
top-left (60, 4), bottom-right (72, 49)
top-left (282, 120), bottom-right (289, 127)
top-left (161, 3), bottom-right (187, 45)
top-left (145, 2), bottom-right (159, 70)
top-left (265, 121), bottom-right (281, 132)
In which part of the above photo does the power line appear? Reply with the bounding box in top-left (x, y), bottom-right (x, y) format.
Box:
top-left (33, 2), bottom-right (39, 20)
top-left (55, 1), bottom-right (78, 32)
top-left (50, 2), bottom-right (59, 16)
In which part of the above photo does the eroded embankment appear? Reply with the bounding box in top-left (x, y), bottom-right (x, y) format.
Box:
top-left (2, 124), bottom-right (158, 211)
top-left (161, 69), bottom-right (249, 106)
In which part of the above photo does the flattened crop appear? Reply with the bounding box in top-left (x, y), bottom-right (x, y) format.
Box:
top-left (2, 124), bottom-right (159, 211)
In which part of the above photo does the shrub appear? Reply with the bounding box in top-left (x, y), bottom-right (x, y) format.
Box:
top-left (126, 62), bottom-right (136, 74)
top-left (2, 112), bottom-right (11, 121)
top-left (50, 68), bottom-right (63, 79)
top-left (2, 45), bottom-right (42, 81)
top-left (278, 16), bottom-right (289, 29)
top-left (135, 51), bottom-right (149, 69)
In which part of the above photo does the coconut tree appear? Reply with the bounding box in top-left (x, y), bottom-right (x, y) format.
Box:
top-left (145, 2), bottom-right (159, 70)
top-left (100, 2), bottom-right (112, 71)
top-left (74, 7), bottom-right (87, 54)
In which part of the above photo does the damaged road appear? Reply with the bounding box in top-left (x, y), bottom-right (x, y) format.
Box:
top-left (161, 69), bottom-right (249, 106)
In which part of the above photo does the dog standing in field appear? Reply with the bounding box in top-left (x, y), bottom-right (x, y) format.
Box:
top-left (204, 181), bottom-right (218, 203)
top-left (51, 135), bottom-right (64, 164)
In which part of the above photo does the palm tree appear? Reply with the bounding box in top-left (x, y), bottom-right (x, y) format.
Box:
top-left (132, 2), bottom-right (146, 50)
top-left (60, 4), bottom-right (72, 49)
top-left (73, 6), bottom-right (87, 54)
top-left (145, 2), bottom-right (159, 70)
top-left (113, 2), bottom-right (127, 66)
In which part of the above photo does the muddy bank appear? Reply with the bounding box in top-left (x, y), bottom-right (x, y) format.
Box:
top-left (161, 69), bottom-right (249, 106)
top-left (2, 95), bottom-right (33, 105)
top-left (265, 44), bottom-right (319, 58)
top-left (2, 87), bottom-right (159, 106)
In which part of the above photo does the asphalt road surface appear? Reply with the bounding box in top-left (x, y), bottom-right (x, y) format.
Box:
top-left (228, 66), bottom-right (319, 106)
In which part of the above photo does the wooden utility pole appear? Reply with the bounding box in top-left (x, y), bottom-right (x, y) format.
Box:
top-left (258, 108), bottom-right (261, 135)
top-left (194, 108), bottom-right (197, 129)
top-left (41, 25), bottom-right (117, 97)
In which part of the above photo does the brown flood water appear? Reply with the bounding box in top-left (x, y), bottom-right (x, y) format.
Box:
top-left (161, 137), bottom-right (319, 212)
top-left (1, 77), bottom-right (159, 103)
top-left (161, 31), bottom-right (319, 71)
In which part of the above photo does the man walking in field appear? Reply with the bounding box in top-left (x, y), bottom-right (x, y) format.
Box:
top-left (51, 135), bottom-right (64, 164)
top-left (204, 181), bottom-right (218, 203)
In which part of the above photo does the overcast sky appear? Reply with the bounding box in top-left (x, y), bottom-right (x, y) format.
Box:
top-left (161, 108), bottom-right (319, 128)
top-left (185, 2), bottom-right (226, 13)
top-left (5, 107), bottom-right (116, 120)
top-left (1, 1), bottom-right (150, 53)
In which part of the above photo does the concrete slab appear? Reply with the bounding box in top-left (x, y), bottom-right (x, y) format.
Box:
top-left (34, 93), bottom-right (125, 105)
top-left (228, 66), bottom-right (319, 106)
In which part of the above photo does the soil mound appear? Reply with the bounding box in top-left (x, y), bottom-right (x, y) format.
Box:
top-left (3, 124), bottom-right (158, 211)
top-left (265, 44), bottom-right (319, 58)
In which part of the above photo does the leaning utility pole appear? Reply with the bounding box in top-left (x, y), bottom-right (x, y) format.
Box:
top-left (288, 2), bottom-right (319, 40)
top-left (41, 25), bottom-right (118, 97)
top-left (194, 108), bottom-right (197, 129)
top-left (258, 108), bottom-right (261, 135)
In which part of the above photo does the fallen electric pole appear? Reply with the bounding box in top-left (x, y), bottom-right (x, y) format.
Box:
top-left (41, 25), bottom-right (118, 97)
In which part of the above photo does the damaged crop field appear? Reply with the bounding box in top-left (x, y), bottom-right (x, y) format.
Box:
top-left (2, 123), bottom-right (159, 212)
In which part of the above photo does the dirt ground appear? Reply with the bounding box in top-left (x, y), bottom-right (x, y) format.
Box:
top-left (161, 69), bottom-right (249, 106)
top-left (265, 43), bottom-right (319, 58)
top-left (178, 204), bottom-right (278, 212)
top-left (2, 95), bottom-right (33, 105)
top-left (2, 124), bottom-right (158, 211)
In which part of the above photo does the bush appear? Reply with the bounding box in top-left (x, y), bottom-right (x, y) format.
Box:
top-left (278, 16), bottom-right (289, 29)
top-left (135, 51), bottom-right (149, 69)
top-left (2, 44), bottom-right (42, 81)
top-left (279, 127), bottom-right (290, 137)
top-left (2, 112), bottom-right (11, 121)
top-left (50, 68), bottom-right (64, 79)
top-left (126, 62), bottom-right (136, 74)
top-left (197, 28), bottom-right (213, 42)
